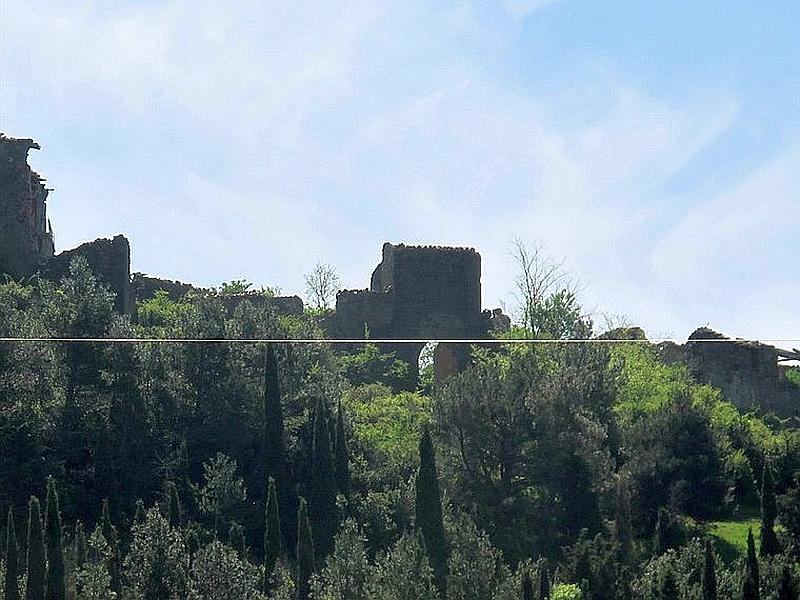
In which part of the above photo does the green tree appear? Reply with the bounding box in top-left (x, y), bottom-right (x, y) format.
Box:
top-left (75, 527), bottom-right (115, 600)
top-left (743, 528), bottom-right (760, 600)
top-left (5, 508), bottom-right (19, 600)
top-left (334, 400), bottom-right (350, 499)
top-left (659, 567), bottom-right (678, 600)
top-left (613, 478), bottom-right (634, 563)
top-left (187, 541), bottom-right (262, 600)
top-left (196, 453), bottom-right (246, 536)
top-left (415, 427), bottom-right (448, 599)
top-left (521, 572), bottom-right (533, 600)
top-left (264, 343), bottom-right (293, 550)
top-left (100, 500), bottom-right (121, 599)
top-left (44, 479), bottom-right (65, 600)
top-left (309, 519), bottom-right (369, 600)
top-left (265, 477), bottom-right (282, 588)
top-left (539, 564), bottom-right (551, 600)
top-left (701, 541), bottom-right (717, 600)
top-left (25, 496), bottom-right (45, 600)
top-left (73, 521), bottom-right (87, 569)
top-left (133, 500), bottom-right (146, 525)
top-left (296, 498), bottom-right (315, 600)
top-left (366, 534), bottom-right (438, 600)
top-left (778, 564), bottom-right (798, 600)
top-left (310, 398), bottom-right (337, 559)
top-left (124, 508), bottom-right (188, 600)
top-left (759, 465), bottom-right (780, 557)
top-left (166, 482), bottom-right (182, 528)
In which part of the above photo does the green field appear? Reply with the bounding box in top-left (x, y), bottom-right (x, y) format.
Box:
top-left (710, 518), bottom-right (761, 563)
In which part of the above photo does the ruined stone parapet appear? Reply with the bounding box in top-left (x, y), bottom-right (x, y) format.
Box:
top-left (42, 235), bottom-right (132, 314)
top-left (132, 273), bottom-right (197, 302)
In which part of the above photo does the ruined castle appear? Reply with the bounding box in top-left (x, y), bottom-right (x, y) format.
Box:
top-left (2, 134), bottom-right (798, 416)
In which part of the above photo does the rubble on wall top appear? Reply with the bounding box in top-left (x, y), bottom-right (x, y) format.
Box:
top-left (385, 242), bottom-right (478, 254)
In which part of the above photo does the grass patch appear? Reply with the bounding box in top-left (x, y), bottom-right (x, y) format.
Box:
top-left (710, 518), bottom-right (760, 563)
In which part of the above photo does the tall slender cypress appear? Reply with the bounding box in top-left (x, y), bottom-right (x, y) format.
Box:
top-left (701, 540), bottom-right (717, 600)
top-left (310, 398), bottom-right (337, 559)
top-left (743, 528), bottom-right (760, 600)
top-left (521, 570), bottom-right (533, 600)
top-left (25, 496), bottom-right (45, 600)
top-left (778, 564), bottom-right (798, 600)
top-left (5, 508), bottom-right (19, 600)
top-left (264, 477), bottom-right (282, 589)
top-left (538, 563), bottom-right (550, 600)
top-left (264, 343), bottom-right (294, 550)
top-left (73, 521), bottom-right (87, 569)
top-left (334, 400), bottom-right (350, 499)
top-left (100, 500), bottom-right (122, 598)
top-left (415, 427), bottom-right (448, 599)
top-left (759, 465), bottom-right (780, 557)
top-left (133, 499), bottom-right (146, 526)
top-left (44, 479), bottom-right (65, 600)
top-left (613, 478), bottom-right (633, 563)
top-left (166, 481), bottom-right (182, 528)
top-left (296, 498), bottom-right (315, 600)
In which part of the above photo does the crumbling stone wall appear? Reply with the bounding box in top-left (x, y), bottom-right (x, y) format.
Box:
top-left (660, 327), bottom-right (800, 418)
top-left (0, 134), bottom-right (54, 279)
top-left (42, 236), bottom-right (133, 314)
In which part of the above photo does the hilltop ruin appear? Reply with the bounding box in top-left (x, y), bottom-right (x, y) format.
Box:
top-left (1, 134), bottom-right (798, 415)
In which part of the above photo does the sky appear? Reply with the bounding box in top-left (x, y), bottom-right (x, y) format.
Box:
top-left (2, 1), bottom-right (799, 341)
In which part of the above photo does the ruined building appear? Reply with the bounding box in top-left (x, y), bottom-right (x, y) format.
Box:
top-left (324, 242), bottom-right (508, 378)
top-left (1, 133), bottom-right (132, 312)
top-left (661, 328), bottom-right (800, 418)
top-left (3, 133), bottom-right (798, 415)
top-left (0, 135), bottom-right (55, 279)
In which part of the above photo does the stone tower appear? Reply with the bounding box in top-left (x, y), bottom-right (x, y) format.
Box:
top-left (0, 134), bottom-right (55, 279)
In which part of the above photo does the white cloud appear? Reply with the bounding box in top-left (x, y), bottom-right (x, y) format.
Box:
top-left (4, 0), bottom-right (795, 340)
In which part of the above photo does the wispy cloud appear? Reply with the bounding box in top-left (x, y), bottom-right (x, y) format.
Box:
top-left (2, 1), bottom-right (797, 339)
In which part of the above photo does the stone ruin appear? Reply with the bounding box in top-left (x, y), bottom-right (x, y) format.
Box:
top-left (323, 242), bottom-right (510, 379)
top-left (2, 134), bottom-right (798, 415)
top-left (660, 328), bottom-right (800, 418)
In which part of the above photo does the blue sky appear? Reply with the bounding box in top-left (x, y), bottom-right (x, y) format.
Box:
top-left (2, 0), bottom-right (799, 340)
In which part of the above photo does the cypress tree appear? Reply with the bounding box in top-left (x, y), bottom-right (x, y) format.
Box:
top-left (613, 478), bottom-right (633, 563)
top-left (653, 507), bottom-right (671, 555)
top-left (743, 528), bottom-right (760, 600)
top-left (133, 499), bottom-right (146, 526)
top-left (334, 400), bottom-right (350, 499)
top-left (100, 500), bottom-right (122, 598)
top-left (5, 507), bottom-right (19, 600)
top-left (44, 479), bottom-right (65, 600)
top-left (264, 477), bottom-right (282, 588)
top-left (296, 497), bottom-right (315, 600)
top-left (264, 343), bottom-right (294, 550)
top-left (310, 398), bottom-right (337, 559)
top-left (25, 496), bottom-right (45, 600)
top-left (521, 570), bottom-right (534, 600)
top-left (539, 563), bottom-right (550, 600)
top-left (73, 521), bottom-right (87, 569)
top-left (701, 540), bottom-right (717, 600)
top-left (759, 465), bottom-right (780, 557)
top-left (166, 482), bottom-right (182, 528)
top-left (778, 564), bottom-right (798, 600)
top-left (415, 426), bottom-right (448, 599)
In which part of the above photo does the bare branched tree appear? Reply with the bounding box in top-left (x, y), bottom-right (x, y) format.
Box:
top-left (510, 239), bottom-right (571, 330)
top-left (305, 263), bottom-right (341, 310)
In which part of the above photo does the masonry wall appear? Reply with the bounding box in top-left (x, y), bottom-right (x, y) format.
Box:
top-left (42, 236), bottom-right (133, 314)
top-left (0, 135), bottom-right (54, 279)
top-left (660, 327), bottom-right (800, 418)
